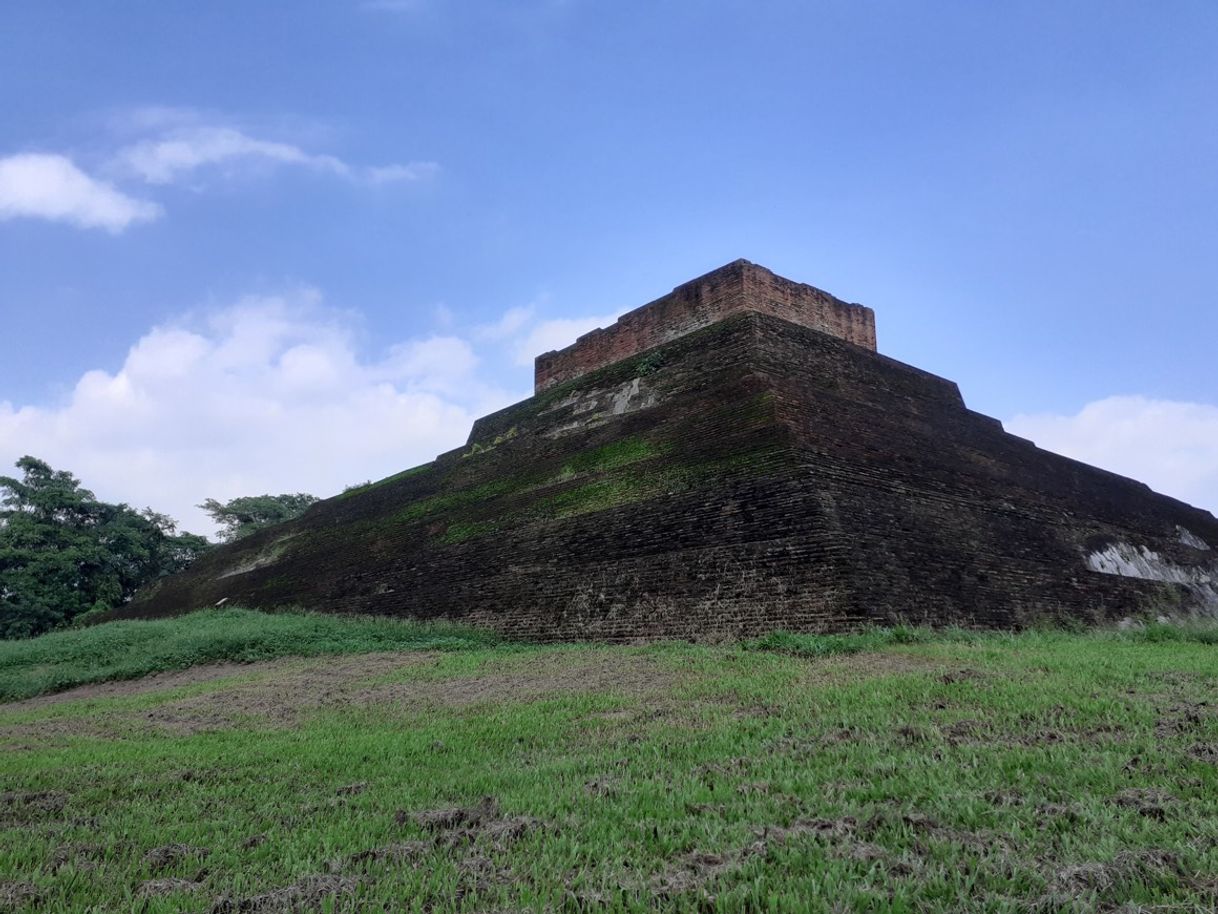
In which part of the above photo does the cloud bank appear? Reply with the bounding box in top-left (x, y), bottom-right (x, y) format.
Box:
top-left (0, 153), bottom-right (161, 233)
top-left (0, 289), bottom-right (622, 537)
top-left (1008, 395), bottom-right (1218, 514)
top-left (0, 292), bottom-right (515, 535)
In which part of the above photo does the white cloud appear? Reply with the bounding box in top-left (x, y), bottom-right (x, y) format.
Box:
top-left (1008, 395), bottom-right (1218, 514)
top-left (0, 153), bottom-right (161, 233)
top-left (0, 292), bottom-right (516, 536)
top-left (365, 162), bottom-right (440, 184)
top-left (115, 125), bottom-right (437, 187)
top-left (119, 127), bottom-right (347, 184)
top-left (0, 285), bottom-right (635, 539)
top-left (511, 312), bottom-right (620, 366)
top-left (475, 305), bottom-right (536, 342)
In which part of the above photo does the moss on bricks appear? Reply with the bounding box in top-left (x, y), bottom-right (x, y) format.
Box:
top-left (337, 462), bottom-right (435, 499)
top-left (559, 437), bottom-right (661, 477)
top-left (438, 520), bottom-right (500, 544)
top-left (393, 478), bottom-right (518, 524)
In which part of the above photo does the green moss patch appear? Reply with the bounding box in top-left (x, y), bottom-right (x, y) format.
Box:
top-left (337, 462), bottom-right (435, 500)
top-left (559, 437), bottom-right (661, 476)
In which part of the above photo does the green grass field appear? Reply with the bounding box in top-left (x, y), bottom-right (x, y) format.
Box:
top-left (1, 611), bottom-right (1216, 912)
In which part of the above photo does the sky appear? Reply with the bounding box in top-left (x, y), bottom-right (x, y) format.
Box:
top-left (1, 0), bottom-right (1215, 535)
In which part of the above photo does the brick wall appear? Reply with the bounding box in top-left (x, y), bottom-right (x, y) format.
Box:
top-left (533, 259), bottom-right (876, 391)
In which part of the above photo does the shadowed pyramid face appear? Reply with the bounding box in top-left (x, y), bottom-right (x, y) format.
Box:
top-left (122, 266), bottom-right (1218, 638)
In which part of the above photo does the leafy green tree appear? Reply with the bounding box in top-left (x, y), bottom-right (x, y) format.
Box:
top-left (0, 456), bottom-right (210, 639)
top-left (198, 493), bottom-right (319, 542)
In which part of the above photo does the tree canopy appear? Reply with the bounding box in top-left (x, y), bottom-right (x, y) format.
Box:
top-left (0, 456), bottom-right (211, 639)
top-left (198, 493), bottom-right (319, 542)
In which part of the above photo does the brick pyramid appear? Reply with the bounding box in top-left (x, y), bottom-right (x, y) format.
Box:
top-left (123, 260), bottom-right (1218, 638)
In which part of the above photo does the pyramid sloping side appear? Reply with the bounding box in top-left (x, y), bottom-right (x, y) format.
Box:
top-left (748, 317), bottom-right (1218, 625)
top-left (119, 312), bottom-right (1218, 638)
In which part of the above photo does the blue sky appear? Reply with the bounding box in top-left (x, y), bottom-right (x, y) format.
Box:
top-left (1, 0), bottom-right (1216, 533)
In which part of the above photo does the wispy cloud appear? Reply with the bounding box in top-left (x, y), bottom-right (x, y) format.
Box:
top-left (365, 162), bottom-right (440, 184)
top-left (0, 153), bottom-right (161, 233)
top-left (115, 124), bottom-right (437, 187)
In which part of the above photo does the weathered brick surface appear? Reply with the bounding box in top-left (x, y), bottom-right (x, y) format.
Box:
top-left (120, 309), bottom-right (1218, 640)
top-left (533, 259), bottom-right (876, 391)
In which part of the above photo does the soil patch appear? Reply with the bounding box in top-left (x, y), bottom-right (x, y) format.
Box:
top-left (0, 790), bottom-right (67, 827)
top-left (6, 650), bottom-right (688, 739)
top-left (210, 874), bottom-right (359, 913)
top-left (143, 843), bottom-right (211, 872)
top-left (5, 660), bottom-right (292, 710)
top-left (363, 651), bottom-right (685, 709)
top-left (0, 882), bottom-right (42, 909)
top-left (1043, 849), bottom-right (1181, 905)
top-left (651, 817), bottom-right (863, 898)
top-left (398, 796), bottom-right (541, 850)
top-left (1111, 788), bottom-right (1173, 820)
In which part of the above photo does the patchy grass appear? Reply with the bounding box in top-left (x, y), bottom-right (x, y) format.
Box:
top-left (0, 609), bottom-right (503, 702)
top-left (748, 624), bottom-right (937, 657)
top-left (1, 619), bottom-right (1216, 912)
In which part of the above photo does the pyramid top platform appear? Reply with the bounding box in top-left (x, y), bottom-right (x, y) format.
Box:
top-left (533, 259), bottom-right (876, 392)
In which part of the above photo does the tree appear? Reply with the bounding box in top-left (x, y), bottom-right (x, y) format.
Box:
top-left (198, 493), bottom-right (319, 542)
top-left (0, 456), bottom-right (211, 639)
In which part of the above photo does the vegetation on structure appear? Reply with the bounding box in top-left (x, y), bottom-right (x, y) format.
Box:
top-left (538, 475), bottom-right (657, 519)
top-left (0, 456), bottom-right (210, 639)
top-left (198, 492), bottom-right (319, 542)
top-left (429, 440), bottom-right (784, 545)
top-left (438, 520), bottom-right (499, 545)
top-left (338, 463), bottom-right (435, 500)
top-left (393, 479), bottom-right (518, 525)
top-left (558, 437), bottom-right (661, 478)
top-left (1, 611), bottom-right (1216, 912)
top-left (463, 426), bottom-right (519, 459)
top-left (634, 350), bottom-right (668, 376)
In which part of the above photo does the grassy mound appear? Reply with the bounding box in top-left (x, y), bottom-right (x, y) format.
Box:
top-left (1, 622), bottom-right (1216, 912)
top-left (0, 608), bottom-right (503, 702)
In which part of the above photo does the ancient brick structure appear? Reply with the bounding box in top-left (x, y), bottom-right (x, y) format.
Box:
top-left (121, 261), bottom-right (1218, 638)
top-left (534, 259), bottom-right (876, 391)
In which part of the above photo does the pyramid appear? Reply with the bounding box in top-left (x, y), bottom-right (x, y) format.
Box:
top-left (123, 260), bottom-right (1218, 638)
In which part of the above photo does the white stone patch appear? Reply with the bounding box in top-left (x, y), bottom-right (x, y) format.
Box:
top-left (1085, 541), bottom-right (1218, 612)
top-left (1177, 526), bottom-right (1212, 551)
top-left (216, 533), bottom-right (296, 579)
top-left (610, 377), bottom-right (656, 416)
top-left (541, 376), bottom-right (659, 438)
